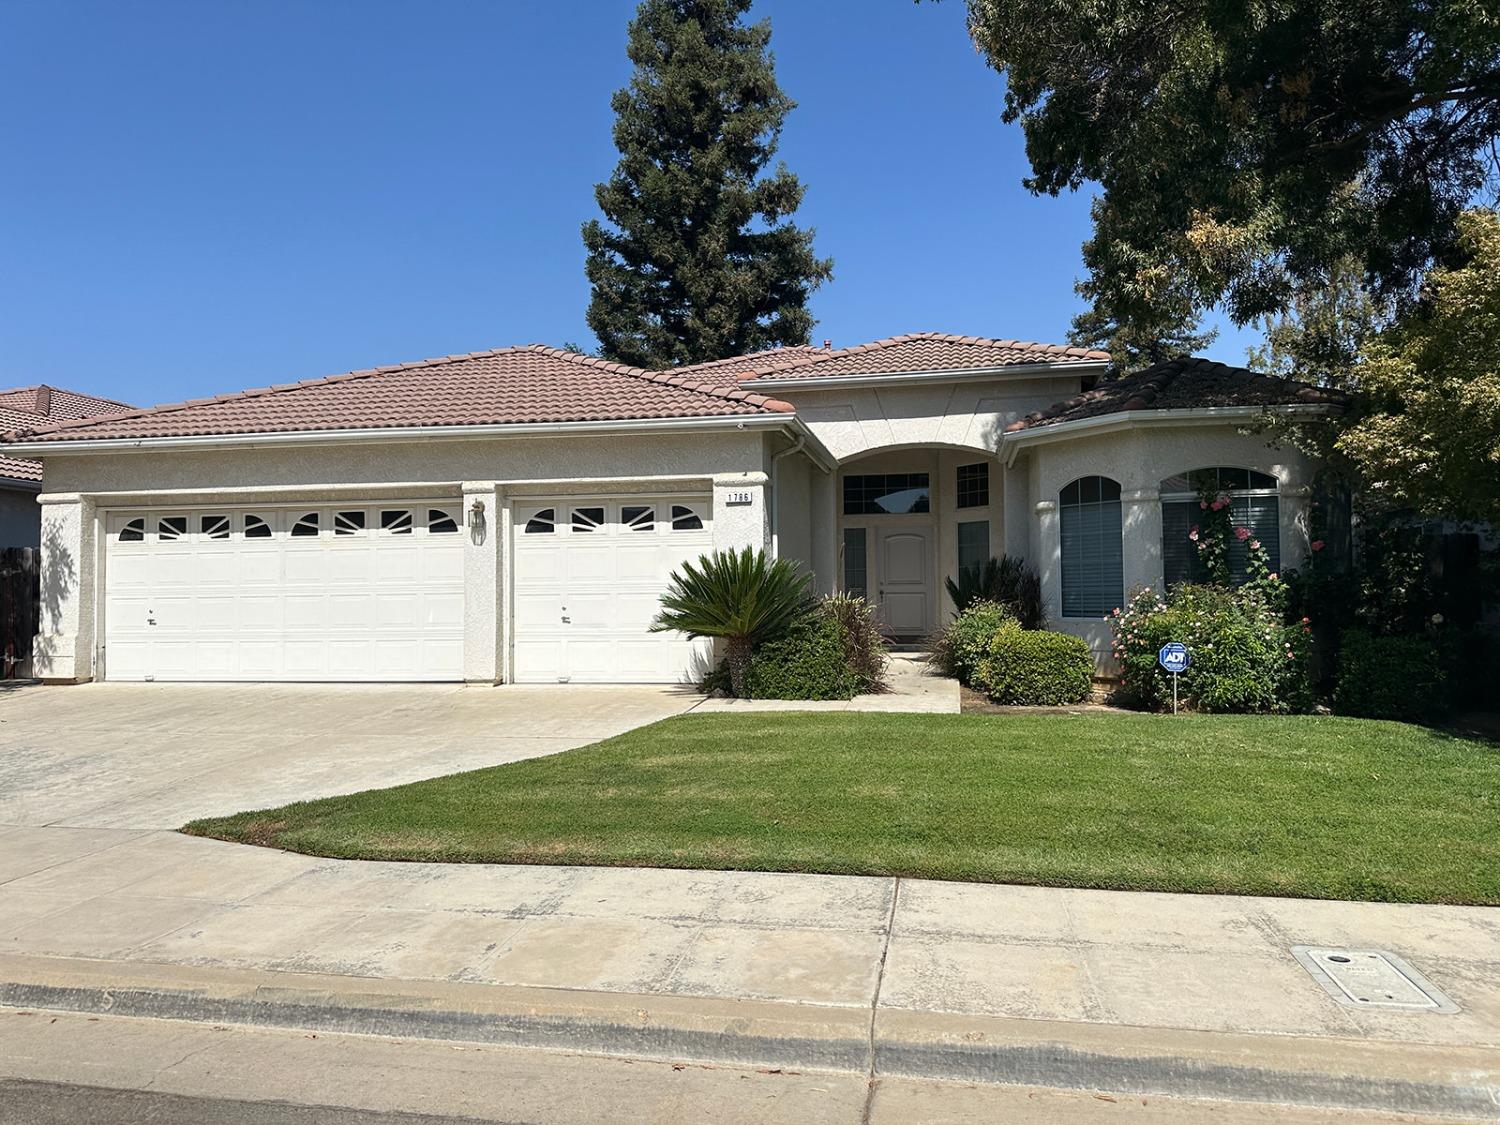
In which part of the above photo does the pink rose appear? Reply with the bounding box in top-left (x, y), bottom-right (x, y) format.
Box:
top-left (1234, 526), bottom-right (1251, 541)
top-left (1249, 539), bottom-right (1260, 549)
top-left (1211, 499), bottom-right (1226, 511)
top-left (1311, 539), bottom-right (1325, 551)
top-left (1188, 526), bottom-right (1200, 542)
top-left (1199, 501), bottom-right (1208, 510)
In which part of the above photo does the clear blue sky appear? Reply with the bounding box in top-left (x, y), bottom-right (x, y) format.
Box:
top-left (2, 0), bottom-right (1261, 408)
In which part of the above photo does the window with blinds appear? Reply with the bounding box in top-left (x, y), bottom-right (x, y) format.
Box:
top-left (1160, 468), bottom-right (1280, 587)
top-left (1059, 476), bottom-right (1124, 618)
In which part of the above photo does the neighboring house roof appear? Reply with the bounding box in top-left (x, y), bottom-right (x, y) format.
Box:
top-left (4, 346), bottom-right (795, 447)
top-left (1003, 357), bottom-right (1345, 434)
top-left (0, 384), bottom-right (136, 483)
top-left (736, 333), bottom-right (1110, 382)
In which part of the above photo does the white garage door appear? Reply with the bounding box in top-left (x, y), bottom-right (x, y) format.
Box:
top-left (512, 497), bottom-right (714, 683)
top-left (104, 503), bottom-right (465, 682)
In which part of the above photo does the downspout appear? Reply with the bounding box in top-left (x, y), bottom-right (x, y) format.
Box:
top-left (768, 434), bottom-right (807, 559)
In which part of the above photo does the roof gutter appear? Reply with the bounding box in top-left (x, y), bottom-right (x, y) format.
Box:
top-left (736, 359), bottom-right (1107, 393)
top-left (1000, 404), bottom-right (1336, 467)
top-left (0, 412), bottom-right (838, 472)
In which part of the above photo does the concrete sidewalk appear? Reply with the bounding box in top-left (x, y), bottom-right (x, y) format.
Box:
top-left (2, 828), bottom-right (1499, 1116)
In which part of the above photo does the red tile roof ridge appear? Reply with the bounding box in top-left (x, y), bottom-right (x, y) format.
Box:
top-left (741, 331), bottom-right (1111, 378)
top-left (7, 344), bottom-right (792, 442)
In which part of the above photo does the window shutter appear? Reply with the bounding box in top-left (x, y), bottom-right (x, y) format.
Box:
top-left (1061, 492), bottom-right (1124, 617)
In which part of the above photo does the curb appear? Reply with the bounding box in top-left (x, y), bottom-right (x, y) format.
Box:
top-left (4, 955), bottom-right (1499, 1119)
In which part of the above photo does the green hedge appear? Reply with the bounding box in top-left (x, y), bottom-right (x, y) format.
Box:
top-left (972, 626), bottom-right (1094, 705)
top-left (929, 601), bottom-right (1016, 685)
top-left (743, 614), bottom-right (863, 700)
top-left (1334, 631), bottom-right (1449, 722)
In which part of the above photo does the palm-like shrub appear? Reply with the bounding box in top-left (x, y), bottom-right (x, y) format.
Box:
top-left (652, 548), bottom-right (812, 698)
top-left (945, 556), bottom-right (1044, 628)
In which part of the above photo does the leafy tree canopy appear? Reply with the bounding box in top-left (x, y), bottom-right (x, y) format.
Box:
top-left (1332, 209), bottom-right (1500, 523)
top-left (583, 0), bottom-right (832, 370)
top-left (963, 0), bottom-right (1500, 367)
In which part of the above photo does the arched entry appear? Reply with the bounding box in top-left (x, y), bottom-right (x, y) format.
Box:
top-left (837, 444), bottom-right (997, 639)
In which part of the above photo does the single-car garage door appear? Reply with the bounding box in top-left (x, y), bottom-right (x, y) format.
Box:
top-left (104, 503), bottom-right (465, 681)
top-left (512, 496), bottom-right (713, 683)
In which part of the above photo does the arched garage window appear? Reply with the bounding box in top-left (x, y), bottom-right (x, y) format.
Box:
top-left (1060, 476), bottom-right (1124, 618)
top-left (1161, 468), bottom-right (1280, 586)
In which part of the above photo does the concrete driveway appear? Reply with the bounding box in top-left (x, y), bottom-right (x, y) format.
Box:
top-left (0, 682), bottom-right (700, 830)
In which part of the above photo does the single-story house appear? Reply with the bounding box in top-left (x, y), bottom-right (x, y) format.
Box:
top-left (0, 384), bottom-right (135, 548)
top-left (0, 333), bottom-right (1339, 685)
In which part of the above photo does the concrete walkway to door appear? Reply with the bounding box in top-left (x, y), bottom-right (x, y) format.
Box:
top-left (0, 681), bottom-right (699, 830)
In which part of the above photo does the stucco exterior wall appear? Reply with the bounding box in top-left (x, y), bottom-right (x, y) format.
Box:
top-left (0, 486), bottom-right (40, 548)
top-left (1016, 422), bottom-right (1318, 668)
top-left (778, 375), bottom-right (1085, 463)
top-left (32, 428), bottom-right (781, 683)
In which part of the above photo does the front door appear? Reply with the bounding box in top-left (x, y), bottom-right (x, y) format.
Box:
top-left (878, 529), bottom-right (931, 636)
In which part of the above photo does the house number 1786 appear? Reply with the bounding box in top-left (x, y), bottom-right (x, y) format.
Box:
top-left (725, 491), bottom-right (754, 506)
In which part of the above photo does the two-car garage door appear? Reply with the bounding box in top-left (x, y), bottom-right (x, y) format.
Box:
top-left (104, 503), bottom-right (466, 682)
top-left (101, 494), bottom-right (714, 684)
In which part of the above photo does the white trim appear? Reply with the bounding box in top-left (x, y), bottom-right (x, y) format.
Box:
top-left (0, 413), bottom-right (839, 472)
top-left (738, 360), bottom-right (1106, 393)
top-left (1001, 405), bottom-right (1334, 466)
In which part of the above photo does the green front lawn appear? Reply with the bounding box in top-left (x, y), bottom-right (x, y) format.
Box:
top-left (184, 713), bottom-right (1500, 904)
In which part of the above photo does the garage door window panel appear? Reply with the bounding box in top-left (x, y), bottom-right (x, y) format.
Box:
top-left (380, 509), bottom-right (413, 535)
top-left (572, 507), bottom-right (605, 533)
top-left (334, 510), bottom-right (366, 536)
top-left (290, 513), bottom-right (320, 538)
top-left (622, 505), bottom-right (655, 532)
top-left (428, 509), bottom-right (459, 534)
top-left (118, 517), bottom-right (146, 543)
top-left (244, 514), bottom-right (274, 539)
top-left (158, 516), bottom-right (187, 541)
top-left (524, 509), bottom-right (555, 534)
top-left (671, 504), bottom-right (704, 531)
top-left (199, 515), bottom-right (231, 541)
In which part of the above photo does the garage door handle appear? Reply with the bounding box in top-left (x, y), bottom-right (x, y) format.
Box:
top-left (561, 616), bottom-right (571, 624)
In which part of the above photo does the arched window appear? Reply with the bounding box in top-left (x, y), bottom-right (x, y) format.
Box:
top-left (1160, 467), bottom-right (1280, 586)
top-left (1059, 476), bottom-right (1124, 618)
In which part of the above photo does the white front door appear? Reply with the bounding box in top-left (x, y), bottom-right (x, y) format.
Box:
top-left (103, 503), bottom-right (465, 682)
top-left (878, 528), bottom-right (931, 635)
top-left (511, 497), bottom-right (714, 683)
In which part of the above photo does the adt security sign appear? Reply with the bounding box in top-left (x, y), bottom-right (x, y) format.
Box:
top-left (1158, 642), bottom-right (1191, 713)
top-left (1158, 643), bottom-right (1191, 674)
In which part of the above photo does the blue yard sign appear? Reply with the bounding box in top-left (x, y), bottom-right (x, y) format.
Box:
top-left (1158, 643), bottom-right (1191, 674)
top-left (1158, 642), bottom-right (1191, 713)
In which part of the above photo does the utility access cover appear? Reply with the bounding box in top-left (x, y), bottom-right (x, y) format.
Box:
top-left (1293, 948), bottom-right (1458, 1013)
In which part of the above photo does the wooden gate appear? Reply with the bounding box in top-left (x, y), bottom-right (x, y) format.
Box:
top-left (1, 548), bottom-right (40, 680)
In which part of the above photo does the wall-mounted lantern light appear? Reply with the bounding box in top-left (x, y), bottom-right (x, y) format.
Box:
top-left (468, 498), bottom-right (487, 540)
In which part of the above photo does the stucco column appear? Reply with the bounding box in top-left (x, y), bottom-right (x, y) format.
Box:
top-left (461, 481), bottom-right (502, 684)
top-left (809, 468), bottom-right (837, 594)
top-left (712, 471), bottom-right (769, 554)
top-left (1002, 458), bottom-right (1031, 561)
top-left (1034, 498), bottom-right (1060, 621)
top-left (34, 492), bottom-right (96, 683)
top-left (1121, 487), bottom-right (1163, 596)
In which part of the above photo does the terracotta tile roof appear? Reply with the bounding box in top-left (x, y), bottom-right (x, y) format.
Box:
top-left (0, 385), bottom-right (133, 421)
top-left (0, 385), bottom-right (136, 483)
top-left (663, 344), bottom-right (831, 379)
top-left (1004, 357), bottom-right (1345, 434)
top-left (739, 333), bottom-right (1110, 381)
top-left (4, 346), bottom-right (794, 446)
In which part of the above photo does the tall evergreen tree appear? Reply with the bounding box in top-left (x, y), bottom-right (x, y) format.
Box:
top-left (582, 0), bottom-right (832, 370)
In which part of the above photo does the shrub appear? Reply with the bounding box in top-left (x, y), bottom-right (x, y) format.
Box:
top-left (1112, 584), bottom-right (1314, 713)
top-left (929, 600), bottom-right (1015, 685)
top-left (653, 548), bottom-right (812, 698)
top-left (821, 593), bottom-right (888, 694)
top-left (744, 613), bottom-right (862, 700)
top-left (1334, 631), bottom-right (1449, 722)
top-left (944, 556), bottom-right (1045, 628)
top-left (971, 626), bottom-right (1094, 705)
